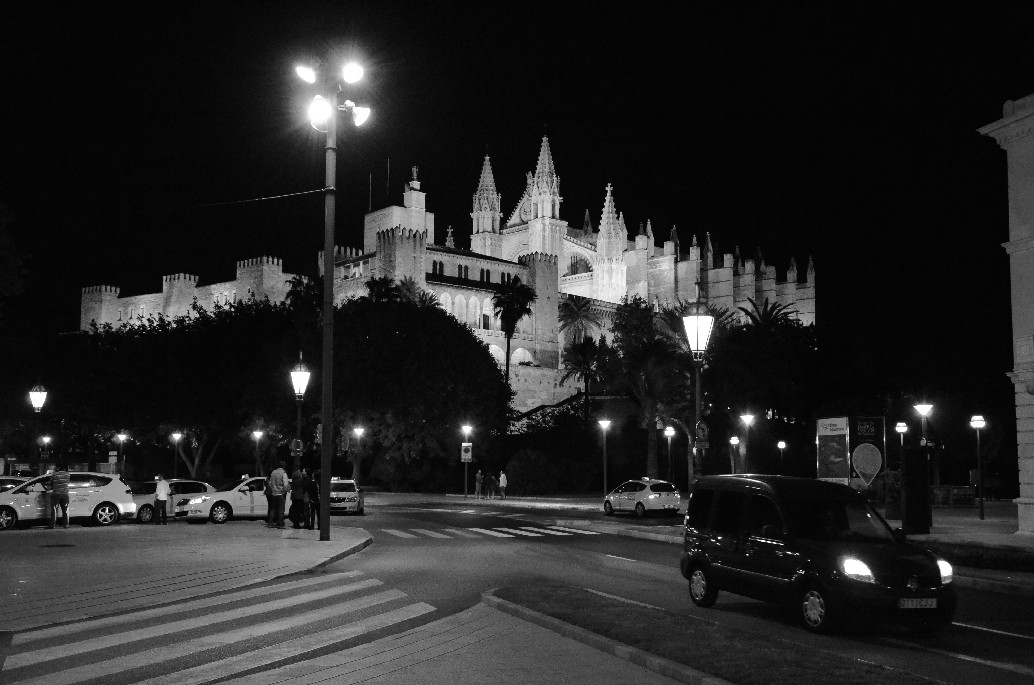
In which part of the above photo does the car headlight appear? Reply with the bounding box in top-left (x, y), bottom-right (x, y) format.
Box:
top-left (647, 494), bottom-right (659, 499)
top-left (937, 559), bottom-right (953, 584)
top-left (840, 556), bottom-right (875, 583)
top-left (187, 495), bottom-right (210, 505)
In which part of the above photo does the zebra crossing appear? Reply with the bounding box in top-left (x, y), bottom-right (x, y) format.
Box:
top-left (1, 570), bottom-right (435, 685)
top-left (375, 524), bottom-right (602, 540)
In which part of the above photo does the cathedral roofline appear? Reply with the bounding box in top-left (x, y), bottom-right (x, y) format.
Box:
top-left (428, 244), bottom-right (516, 265)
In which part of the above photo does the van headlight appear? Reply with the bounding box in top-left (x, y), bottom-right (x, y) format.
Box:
top-left (187, 495), bottom-right (210, 505)
top-left (840, 557), bottom-right (875, 583)
top-left (937, 559), bottom-right (953, 584)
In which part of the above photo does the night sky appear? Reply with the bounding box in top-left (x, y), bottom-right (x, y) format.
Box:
top-left (4, 2), bottom-right (1034, 420)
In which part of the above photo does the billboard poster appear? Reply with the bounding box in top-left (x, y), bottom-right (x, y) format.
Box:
top-left (816, 417), bottom-right (849, 484)
top-left (849, 416), bottom-right (886, 487)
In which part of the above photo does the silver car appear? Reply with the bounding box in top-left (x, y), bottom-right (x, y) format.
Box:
top-left (131, 479), bottom-right (216, 523)
top-left (0, 472), bottom-right (137, 530)
top-left (604, 477), bottom-right (682, 517)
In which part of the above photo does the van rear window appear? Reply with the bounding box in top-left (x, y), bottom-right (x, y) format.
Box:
top-left (650, 482), bottom-right (675, 492)
top-left (687, 489), bottom-right (715, 530)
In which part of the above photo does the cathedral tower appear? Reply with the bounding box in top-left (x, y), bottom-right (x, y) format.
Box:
top-left (592, 184), bottom-right (628, 303)
top-left (470, 155), bottom-right (502, 258)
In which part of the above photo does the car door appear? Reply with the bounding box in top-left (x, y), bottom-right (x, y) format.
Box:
top-left (10, 478), bottom-right (48, 523)
top-left (67, 474), bottom-right (99, 518)
top-left (626, 482), bottom-right (647, 510)
top-left (740, 494), bottom-right (800, 601)
top-left (246, 478), bottom-right (267, 518)
top-left (173, 482), bottom-right (206, 516)
top-left (706, 490), bottom-right (750, 594)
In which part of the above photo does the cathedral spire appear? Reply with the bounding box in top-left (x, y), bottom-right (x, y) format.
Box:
top-left (599, 183), bottom-right (620, 235)
top-left (533, 136), bottom-right (557, 185)
top-left (471, 155), bottom-right (501, 236)
top-left (531, 136), bottom-right (561, 219)
top-left (583, 209), bottom-right (593, 233)
top-left (446, 226), bottom-right (455, 248)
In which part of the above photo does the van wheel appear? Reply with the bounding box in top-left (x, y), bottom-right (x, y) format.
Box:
top-left (210, 503), bottom-right (232, 524)
top-left (137, 505), bottom-right (154, 524)
top-left (688, 566), bottom-right (718, 607)
top-left (0, 506), bottom-right (17, 530)
top-left (603, 501), bottom-right (614, 516)
top-left (800, 585), bottom-right (834, 633)
top-left (635, 502), bottom-right (646, 518)
top-left (93, 503), bottom-right (120, 526)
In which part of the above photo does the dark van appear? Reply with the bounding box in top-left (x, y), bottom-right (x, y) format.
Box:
top-left (680, 475), bottom-right (956, 633)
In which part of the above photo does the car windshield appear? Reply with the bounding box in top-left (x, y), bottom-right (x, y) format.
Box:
top-left (331, 482), bottom-right (357, 493)
top-left (784, 497), bottom-right (895, 543)
top-left (131, 482), bottom-right (157, 495)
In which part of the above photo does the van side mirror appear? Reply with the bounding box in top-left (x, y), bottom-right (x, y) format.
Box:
top-left (892, 527), bottom-right (906, 543)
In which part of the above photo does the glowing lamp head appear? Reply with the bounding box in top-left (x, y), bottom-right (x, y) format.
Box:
top-left (41, 436), bottom-right (52, 446)
top-left (461, 424), bottom-right (472, 437)
top-left (598, 419), bottom-right (611, 431)
top-left (116, 433), bottom-right (128, 443)
top-left (729, 436), bottom-right (740, 446)
top-left (342, 62), bottom-right (364, 83)
top-left (29, 384), bottom-right (47, 412)
top-left (681, 301), bottom-right (715, 356)
top-left (295, 65), bottom-right (317, 84)
top-left (664, 426), bottom-right (675, 437)
top-left (895, 422), bottom-right (908, 434)
top-left (291, 354), bottom-right (311, 398)
top-left (777, 441), bottom-right (786, 450)
top-left (171, 432), bottom-right (183, 444)
top-left (740, 414), bottom-right (755, 427)
top-left (914, 403), bottom-right (933, 418)
top-left (353, 427), bottom-right (365, 438)
top-left (970, 415), bottom-right (986, 430)
top-left (308, 95), bottom-right (332, 130)
top-left (252, 430), bottom-right (264, 441)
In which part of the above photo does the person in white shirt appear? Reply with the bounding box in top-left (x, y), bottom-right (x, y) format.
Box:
top-left (499, 470), bottom-right (508, 499)
top-left (154, 474), bottom-right (171, 525)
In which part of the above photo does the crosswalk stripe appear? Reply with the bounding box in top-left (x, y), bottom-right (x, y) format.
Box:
top-left (492, 527), bottom-right (543, 537)
top-left (440, 528), bottom-right (480, 538)
top-left (6, 578), bottom-right (383, 670)
top-left (133, 601), bottom-right (436, 685)
top-left (546, 525), bottom-right (601, 535)
top-left (12, 570), bottom-right (365, 646)
top-left (467, 528), bottom-right (514, 538)
top-left (409, 528), bottom-right (451, 538)
top-left (518, 526), bottom-right (572, 536)
top-left (9, 588), bottom-right (406, 685)
top-left (379, 529), bottom-right (418, 538)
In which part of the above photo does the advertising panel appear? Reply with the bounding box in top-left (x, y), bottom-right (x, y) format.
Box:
top-left (816, 417), bottom-right (849, 484)
top-left (849, 416), bottom-right (886, 487)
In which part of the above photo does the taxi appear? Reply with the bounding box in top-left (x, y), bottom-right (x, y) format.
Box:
top-left (329, 478), bottom-right (364, 515)
top-left (175, 476), bottom-right (268, 523)
top-left (0, 472), bottom-right (136, 529)
top-left (604, 477), bottom-right (682, 517)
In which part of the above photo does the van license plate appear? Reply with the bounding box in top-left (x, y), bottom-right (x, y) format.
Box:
top-left (898, 598), bottom-right (936, 609)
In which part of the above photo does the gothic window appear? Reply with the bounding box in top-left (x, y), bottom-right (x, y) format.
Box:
top-left (482, 299), bottom-right (493, 330)
top-left (457, 265), bottom-right (463, 278)
top-left (463, 266), bottom-right (470, 279)
top-left (232, 290), bottom-right (237, 303)
top-left (485, 270), bottom-right (491, 283)
top-left (117, 309), bottom-right (122, 321)
top-left (479, 268), bottom-right (485, 282)
top-left (439, 292), bottom-right (452, 313)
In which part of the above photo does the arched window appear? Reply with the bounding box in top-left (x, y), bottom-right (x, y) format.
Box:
top-left (468, 297), bottom-right (481, 328)
top-left (457, 264), bottom-right (463, 278)
top-left (482, 299), bottom-right (493, 330)
top-left (453, 294), bottom-right (466, 323)
top-left (464, 266), bottom-right (470, 279)
top-left (485, 270), bottom-right (491, 283)
top-left (439, 291), bottom-right (452, 313)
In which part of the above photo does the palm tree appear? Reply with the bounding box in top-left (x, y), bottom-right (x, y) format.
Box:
top-left (560, 337), bottom-right (605, 420)
top-left (558, 295), bottom-right (602, 343)
top-left (492, 277), bottom-right (537, 384)
top-left (365, 276), bottom-right (402, 303)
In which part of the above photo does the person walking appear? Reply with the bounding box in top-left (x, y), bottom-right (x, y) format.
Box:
top-left (48, 464), bottom-right (70, 529)
top-left (154, 473), bottom-right (170, 525)
top-left (268, 460), bottom-right (289, 529)
top-left (474, 469), bottom-right (483, 500)
top-left (289, 469), bottom-right (305, 528)
top-left (499, 470), bottom-right (508, 499)
top-left (303, 469), bottom-right (319, 530)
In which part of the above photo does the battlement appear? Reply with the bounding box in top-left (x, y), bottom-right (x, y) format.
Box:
top-left (518, 252), bottom-right (558, 266)
top-left (375, 225), bottom-right (428, 246)
top-left (162, 273), bottom-right (198, 285)
top-left (236, 256), bottom-right (282, 270)
top-left (81, 285), bottom-right (120, 296)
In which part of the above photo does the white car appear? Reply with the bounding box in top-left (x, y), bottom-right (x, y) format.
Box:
top-left (604, 477), bottom-right (682, 517)
top-left (175, 476), bottom-right (268, 524)
top-left (131, 479), bottom-right (216, 523)
top-left (329, 478), bottom-right (364, 515)
top-left (0, 472), bottom-right (137, 530)
top-left (0, 476), bottom-right (28, 493)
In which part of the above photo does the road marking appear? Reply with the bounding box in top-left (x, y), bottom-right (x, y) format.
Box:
top-left (493, 527), bottom-right (543, 537)
top-left (10, 589), bottom-right (407, 685)
top-left (604, 554), bottom-right (635, 562)
top-left (6, 578), bottom-right (383, 669)
top-left (519, 526), bottom-right (572, 536)
top-left (880, 637), bottom-right (1034, 678)
top-left (583, 588), bottom-right (664, 610)
top-left (379, 529), bottom-right (418, 538)
top-left (410, 528), bottom-right (451, 538)
top-left (440, 528), bottom-right (480, 538)
top-left (546, 525), bottom-right (600, 535)
top-left (12, 570), bottom-right (365, 646)
top-left (468, 528), bottom-right (515, 538)
top-left (953, 621), bottom-right (1034, 642)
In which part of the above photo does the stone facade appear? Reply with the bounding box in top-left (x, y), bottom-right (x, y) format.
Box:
top-left (979, 94), bottom-right (1034, 533)
top-left (80, 139), bottom-right (817, 411)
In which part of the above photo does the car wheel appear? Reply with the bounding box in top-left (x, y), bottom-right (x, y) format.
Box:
top-left (210, 503), bottom-right (232, 524)
top-left (603, 501), bottom-right (614, 516)
top-left (138, 504), bottom-right (154, 524)
top-left (0, 506), bottom-right (17, 531)
top-left (688, 566), bottom-right (718, 607)
top-left (635, 502), bottom-right (646, 518)
top-left (93, 502), bottom-right (120, 526)
top-left (800, 584), bottom-right (834, 633)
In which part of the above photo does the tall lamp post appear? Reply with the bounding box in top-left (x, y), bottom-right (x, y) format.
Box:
top-left (352, 427), bottom-right (364, 483)
top-left (290, 353), bottom-right (311, 474)
top-left (40, 436), bottom-right (52, 465)
top-left (117, 433), bottom-right (128, 475)
top-left (915, 403), bottom-right (933, 485)
top-left (29, 384), bottom-right (47, 470)
top-left (664, 426), bottom-right (675, 481)
top-left (170, 431), bottom-right (183, 478)
top-left (682, 303), bottom-right (714, 486)
top-left (599, 419), bottom-right (612, 497)
top-left (740, 414), bottom-right (755, 473)
top-left (895, 422), bottom-right (908, 468)
top-left (461, 425), bottom-right (472, 497)
top-left (252, 430), bottom-right (264, 477)
top-left (970, 415), bottom-right (986, 520)
top-left (729, 436), bottom-right (740, 474)
top-left (296, 59), bottom-right (371, 543)
top-left (777, 441), bottom-right (786, 474)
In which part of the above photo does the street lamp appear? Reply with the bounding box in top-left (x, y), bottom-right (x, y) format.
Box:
top-left (252, 430), bottom-right (264, 476)
top-left (598, 419), bottom-right (612, 497)
top-left (777, 440), bottom-right (786, 474)
top-left (682, 302), bottom-right (714, 485)
top-left (29, 384), bottom-right (47, 470)
top-left (729, 436), bottom-right (740, 474)
top-left (740, 414), bottom-right (755, 473)
top-left (895, 421), bottom-right (908, 468)
top-left (117, 433), bottom-right (128, 475)
top-left (915, 403), bottom-right (934, 486)
top-left (290, 352), bottom-right (311, 473)
top-left (461, 425), bottom-right (472, 497)
top-left (40, 435), bottom-right (52, 463)
top-left (170, 431), bottom-right (183, 478)
top-left (664, 426), bottom-right (675, 481)
top-left (352, 427), bottom-right (364, 483)
top-left (970, 415), bottom-right (986, 521)
top-left (296, 58), bottom-right (371, 543)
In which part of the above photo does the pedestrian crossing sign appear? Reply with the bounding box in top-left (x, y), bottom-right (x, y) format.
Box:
top-left (461, 442), bottom-right (472, 462)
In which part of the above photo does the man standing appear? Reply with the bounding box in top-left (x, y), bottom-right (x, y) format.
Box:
top-left (474, 469), bottom-right (483, 500)
top-left (154, 473), bottom-right (170, 525)
top-left (267, 460), bottom-right (289, 529)
top-left (499, 470), bottom-right (508, 499)
top-left (289, 469), bottom-right (305, 529)
top-left (303, 469), bottom-right (319, 531)
top-left (48, 464), bottom-right (70, 529)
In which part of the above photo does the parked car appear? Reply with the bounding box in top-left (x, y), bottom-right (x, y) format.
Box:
top-left (0, 476), bottom-right (28, 493)
top-left (175, 476), bottom-right (268, 524)
top-left (680, 475), bottom-right (956, 633)
top-left (130, 478), bottom-right (216, 523)
top-left (329, 478), bottom-right (364, 515)
top-left (604, 477), bottom-right (681, 517)
top-left (0, 472), bottom-right (136, 530)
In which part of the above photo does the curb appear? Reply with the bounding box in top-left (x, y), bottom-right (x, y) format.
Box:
top-left (305, 533), bottom-right (374, 572)
top-left (481, 590), bottom-right (732, 685)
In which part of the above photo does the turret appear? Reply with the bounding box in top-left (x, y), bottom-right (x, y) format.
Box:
top-left (592, 184), bottom-right (628, 303)
top-left (80, 285), bottom-right (121, 330)
top-left (470, 155), bottom-right (502, 258)
top-left (530, 136), bottom-right (562, 220)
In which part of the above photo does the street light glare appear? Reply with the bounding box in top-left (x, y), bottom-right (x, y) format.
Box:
top-left (740, 414), bottom-right (755, 427)
top-left (971, 415), bottom-right (986, 430)
top-left (598, 419), bottom-right (611, 430)
top-left (777, 441), bottom-right (786, 449)
top-left (308, 95), bottom-right (332, 128)
top-left (664, 426), bottom-right (675, 437)
top-left (352, 105), bottom-right (371, 126)
top-left (730, 436), bottom-right (740, 445)
top-left (252, 430), bottom-right (264, 440)
top-left (354, 427), bottom-right (365, 438)
top-left (296, 65), bottom-right (316, 83)
top-left (342, 62), bottom-right (363, 83)
top-left (291, 355), bottom-right (311, 398)
top-left (914, 403), bottom-right (933, 417)
top-left (895, 422), bottom-right (908, 434)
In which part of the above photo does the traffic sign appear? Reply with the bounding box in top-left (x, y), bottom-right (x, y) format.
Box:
top-left (695, 440), bottom-right (709, 450)
top-left (461, 442), bottom-right (472, 463)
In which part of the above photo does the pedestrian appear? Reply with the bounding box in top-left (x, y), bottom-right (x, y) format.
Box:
top-left (474, 469), bottom-right (483, 500)
top-left (154, 473), bottom-right (170, 525)
top-left (289, 469), bottom-right (305, 528)
top-left (304, 469), bottom-right (319, 530)
top-left (499, 470), bottom-right (507, 499)
top-left (488, 473), bottom-right (497, 499)
top-left (263, 477), bottom-right (274, 525)
top-left (48, 463), bottom-right (70, 529)
top-left (267, 460), bottom-right (289, 529)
